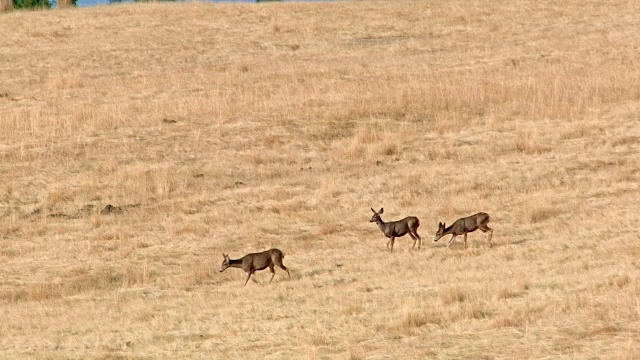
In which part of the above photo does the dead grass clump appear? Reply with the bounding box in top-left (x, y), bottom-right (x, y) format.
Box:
top-left (522, 199), bottom-right (563, 224)
top-left (514, 132), bottom-right (553, 155)
top-left (371, 137), bottom-right (399, 157)
top-left (0, 265), bottom-right (154, 302)
top-left (610, 136), bottom-right (640, 148)
top-left (529, 206), bottom-right (562, 224)
top-left (609, 274), bottom-right (630, 289)
top-left (343, 303), bottom-right (364, 316)
top-left (185, 262), bottom-right (214, 287)
top-left (0, 0), bottom-right (12, 12)
top-left (317, 224), bottom-right (339, 236)
top-left (343, 130), bottom-right (402, 162)
top-left (436, 204), bottom-right (470, 220)
top-left (57, 0), bottom-right (72, 8)
top-left (309, 333), bottom-right (329, 347)
top-left (497, 287), bottom-right (523, 300)
top-left (440, 286), bottom-right (467, 305)
top-left (402, 310), bottom-right (429, 329)
top-left (352, 130), bottom-right (382, 145)
top-left (348, 346), bottom-right (365, 360)
top-left (426, 139), bottom-right (457, 161)
top-left (173, 222), bottom-right (208, 237)
top-left (558, 123), bottom-right (601, 140)
top-left (460, 301), bottom-right (492, 320)
top-left (0, 283), bottom-right (62, 302)
top-left (398, 308), bottom-right (444, 333)
top-left (493, 317), bottom-right (522, 329)
top-left (564, 324), bottom-right (620, 340)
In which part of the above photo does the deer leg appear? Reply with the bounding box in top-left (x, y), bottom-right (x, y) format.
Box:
top-left (464, 232), bottom-right (468, 249)
top-left (244, 270), bottom-right (253, 286)
top-left (447, 235), bottom-right (457, 248)
top-left (279, 264), bottom-right (291, 279)
top-left (481, 226), bottom-right (493, 246)
top-left (408, 232), bottom-right (417, 249)
top-left (269, 265), bottom-right (275, 283)
top-left (389, 237), bottom-right (395, 253)
top-left (415, 231), bottom-right (422, 250)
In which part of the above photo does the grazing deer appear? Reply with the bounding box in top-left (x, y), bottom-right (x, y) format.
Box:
top-left (369, 207), bottom-right (421, 253)
top-left (434, 212), bottom-right (493, 249)
top-left (219, 248), bottom-right (291, 286)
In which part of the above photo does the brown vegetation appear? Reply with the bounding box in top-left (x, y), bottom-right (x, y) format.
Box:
top-left (1, 0), bottom-right (640, 358)
top-left (0, 0), bottom-right (12, 12)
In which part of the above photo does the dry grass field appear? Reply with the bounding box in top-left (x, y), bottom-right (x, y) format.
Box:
top-left (1, 0), bottom-right (640, 358)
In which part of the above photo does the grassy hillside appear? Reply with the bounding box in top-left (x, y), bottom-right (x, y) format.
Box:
top-left (1, 1), bottom-right (640, 358)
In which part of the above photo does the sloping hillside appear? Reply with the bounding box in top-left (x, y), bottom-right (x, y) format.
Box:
top-left (1, 1), bottom-right (640, 358)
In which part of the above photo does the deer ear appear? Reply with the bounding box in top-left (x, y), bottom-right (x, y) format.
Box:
top-left (378, 208), bottom-right (384, 214)
top-left (371, 207), bottom-right (376, 213)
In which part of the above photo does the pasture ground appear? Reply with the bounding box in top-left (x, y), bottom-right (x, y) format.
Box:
top-left (1, 0), bottom-right (640, 358)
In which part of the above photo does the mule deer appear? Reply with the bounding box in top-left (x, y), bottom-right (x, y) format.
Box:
top-left (370, 207), bottom-right (421, 253)
top-left (434, 212), bottom-right (493, 249)
top-left (219, 248), bottom-right (291, 286)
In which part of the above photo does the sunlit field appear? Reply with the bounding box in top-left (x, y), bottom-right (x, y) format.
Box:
top-left (1, 1), bottom-right (640, 358)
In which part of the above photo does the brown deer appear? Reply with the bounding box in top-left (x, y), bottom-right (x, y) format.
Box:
top-left (369, 207), bottom-right (421, 253)
top-left (434, 212), bottom-right (493, 249)
top-left (219, 248), bottom-right (291, 286)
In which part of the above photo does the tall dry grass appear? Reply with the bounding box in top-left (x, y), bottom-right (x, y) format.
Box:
top-left (1, 0), bottom-right (640, 358)
top-left (0, 0), bottom-right (12, 12)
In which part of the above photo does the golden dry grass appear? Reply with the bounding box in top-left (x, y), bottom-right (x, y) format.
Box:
top-left (1, 0), bottom-right (640, 358)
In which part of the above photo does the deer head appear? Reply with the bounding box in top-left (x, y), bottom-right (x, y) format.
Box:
top-left (370, 207), bottom-right (384, 222)
top-left (434, 222), bottom-right (446, 242)
top-left (219, 254), bottom-right (231, 272)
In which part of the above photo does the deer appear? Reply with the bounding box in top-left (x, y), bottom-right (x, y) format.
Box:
top-left (219, 248), bottom-right (291, 286)
top-left (434, 212), bottom-right (493, 249)
top-left (369, 207), bottom-right (421, 253)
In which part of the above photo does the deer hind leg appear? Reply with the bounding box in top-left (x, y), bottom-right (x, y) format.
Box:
top-left (447, 235), bottom-right (457, 248)
top-left (269, 264), bottom-right (276, 283)
top-left (408, 232), bottom-right (418, 249)
top-left (414, 231), bottom-right (422, 250)
top-left (279, 263), bottom-right (291, 279)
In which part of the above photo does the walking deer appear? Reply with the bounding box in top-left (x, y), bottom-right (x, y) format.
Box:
top-left (434, 212), bottom-right (493, 249)
top-left (369, 207), bottom-right (421, 253)
top-left (219, 248), bottom-right (291, 286)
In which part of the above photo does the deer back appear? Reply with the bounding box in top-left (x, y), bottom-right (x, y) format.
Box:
top-left (389, 217), bottom-right (418, 237)
top-left (245, 249), bottom-right (282, 271)
top-left (461, 216), bottom-right (479, 232)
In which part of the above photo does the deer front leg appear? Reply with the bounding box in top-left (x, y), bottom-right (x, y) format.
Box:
top-left (463, 233), bottom-right (468, 249)
top-left (447, 235), bottom-right (457, 248)
top-left (480, 226), bottom-right (493, 247)
top-left (244, 270), bottom-right (253, 286)
top-left (389, 237), bottom-right (395, 253)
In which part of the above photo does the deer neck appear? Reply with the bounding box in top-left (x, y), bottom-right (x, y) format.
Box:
top-left (443, 224), bottom-right (456, 235)
top-left (228, 258), bottom-right (244, 269)
top-left (376, 219), bottom-right (389, 232)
